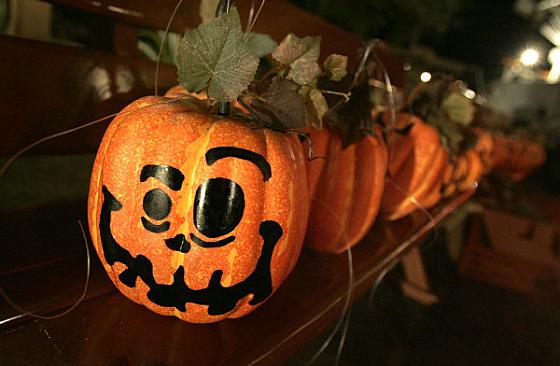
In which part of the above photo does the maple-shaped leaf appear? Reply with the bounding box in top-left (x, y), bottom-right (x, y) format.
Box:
top-left (272, 34), bottom-right (322, 86)
top-left (324, 54), bottom-right (348, 81)
top-left (409, 76), bottom-right (453, 120)
top-left (441, 92), bottom-right (475, 126)
top-left (177, 7), bottom-right (259, 102)
top-left (250, 79), bottom-right (308, 130)
top-left (244, 32), bottom-right (278, 58)
top-left (427, 110), bottom-right (465, 154)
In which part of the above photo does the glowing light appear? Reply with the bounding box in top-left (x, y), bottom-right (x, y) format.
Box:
top-left (420, 72), bottom-right (432, 82)
top-left (548, 47), bottom-right (560, 64)
top-left (464, 89), bottom-right (476, 100)
top-left (520, 48), bottom-right (540, 66)
top-left (548, 47), bottom-right (560, 83)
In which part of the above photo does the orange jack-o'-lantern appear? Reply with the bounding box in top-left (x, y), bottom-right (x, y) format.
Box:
top-left (88, 96), bottom-right (309, 323)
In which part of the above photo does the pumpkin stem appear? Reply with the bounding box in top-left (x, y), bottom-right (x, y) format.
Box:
top-left (215, 0), bottom-right (232, 17)
top-left (215, 0), bottom-right (233, 116)
top-left (217, 102), bottom-right (231, 116)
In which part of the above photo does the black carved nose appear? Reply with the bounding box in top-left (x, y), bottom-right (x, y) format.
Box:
top-left (193, 178), bottom-right (244, 238)
top-left (165, 234), bottom-right (191, 253)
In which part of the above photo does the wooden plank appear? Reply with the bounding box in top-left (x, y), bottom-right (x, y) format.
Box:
top-left (3, 1), bottom-right (403, 157)
top-left (44, 0), bottom-right (361, 56)
top-left (45, 0), bottom-right (404, 82)
top-left (0, 35), bottom-right (177, 156)
top-left (0, 189), bottom-right (474, 365)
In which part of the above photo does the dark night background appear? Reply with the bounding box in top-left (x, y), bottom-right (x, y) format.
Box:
top-left (290, 0), bottom-right (552, 82)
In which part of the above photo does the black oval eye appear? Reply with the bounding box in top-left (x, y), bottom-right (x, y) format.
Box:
top-left (143, 189), bottom-right (172, 221)
top-left (193, 178), bottom-right (244, 238)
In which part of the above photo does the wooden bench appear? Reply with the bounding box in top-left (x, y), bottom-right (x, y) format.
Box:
top-left (0, 2), bottom-right (472, 365)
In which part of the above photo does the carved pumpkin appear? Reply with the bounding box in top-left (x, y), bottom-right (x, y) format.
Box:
top-left (304, 126), bottom-right (388, 253)
top-left (88, 96), bottom-right (310, 323)
top-left (381, 113), bottom-right (447, 221)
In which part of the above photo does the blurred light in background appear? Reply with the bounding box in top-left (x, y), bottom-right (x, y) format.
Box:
top-left (548, 46), bottom-right (560, 63)
top-left (520, 48), bottom-right (540, 66)
top-left (464, 89), bottom-right (476, 99)
top-left (547, 46), bottom-right (560, 82)
top-left (420, 72), bottom-right (432, 82)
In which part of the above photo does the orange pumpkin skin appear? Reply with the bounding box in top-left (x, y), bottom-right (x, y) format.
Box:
top-left (305, 126), bottom-right (388, 253)
top-left (88, 96), bottom-right (309, 323)
top-left (490, 136), bottom-right (546, 181)
top-left (164, 86), bottom-right (246, 111)
top-left (165, 85), bottom-right (205, 99)
top-left (473, 129), bottom-right (494, 172)
top-left (381, 113), bottom-right (447, 221)
top-left (458, 149), bottom-right (484, 191)
top-left (441, 160), bottom-right (457, 199)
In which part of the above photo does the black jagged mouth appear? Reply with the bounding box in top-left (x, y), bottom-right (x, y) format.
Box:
top-left (99, 185), bottom-right (283, 316)
top-left (164, 233), bottom-right (235, 253)
top-left (189, 233), bottom-right (235, 248)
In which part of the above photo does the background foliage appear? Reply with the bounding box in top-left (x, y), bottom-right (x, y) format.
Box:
top-left (289, 0), bottom-right (472, 48)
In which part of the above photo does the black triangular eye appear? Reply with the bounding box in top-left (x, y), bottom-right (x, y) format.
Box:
top-left (194, 178), bottom-right (244, 238)
top-left (143, 189), bottom-right (172, 221)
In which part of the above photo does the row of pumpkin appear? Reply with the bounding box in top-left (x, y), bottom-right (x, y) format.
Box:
top-left (306, 109), bottom-right (546, 254)
top-left (86, 9), bottom-right (546, 322)
top-left (86, 80), bottom-right (545, 324)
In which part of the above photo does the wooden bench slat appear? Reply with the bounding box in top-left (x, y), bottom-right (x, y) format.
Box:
top-left (0, 35), bottom-right (177, 156)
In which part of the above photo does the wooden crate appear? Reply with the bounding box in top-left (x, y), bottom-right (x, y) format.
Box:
top-left (459, 211), bottom-right (560, 302)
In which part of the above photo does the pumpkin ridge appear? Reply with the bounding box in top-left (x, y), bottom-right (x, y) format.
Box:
top-left (329, 135), bottom-right (345, 247)
top-left (345, 135), bottom-right (388, 252)
top-left (402, 147), bottom-right (447, 211)
top-left (89, 98), bottom-right (163, 285)
top-left (339, 145), bottom-right (360, 251)
top-left (173, 122), bottom-right (217, 298)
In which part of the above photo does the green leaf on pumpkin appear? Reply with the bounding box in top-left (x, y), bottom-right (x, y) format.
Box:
top-left (272, 33), bottom-right (322, 86)
top-left (441, 92), bottom-right (474, 126)
top-left (324, 54), bottom-right (348, 81)
top-left (427, 110), bottom-right (465, 154)
top-left (308, 88), bottom-right (328, 125)
top-left (250, 79), bottom-right (309, 130)
top-left (177, 7), bottom-right (259, 102)
top-left (244, 32), bottom-right (278, 58)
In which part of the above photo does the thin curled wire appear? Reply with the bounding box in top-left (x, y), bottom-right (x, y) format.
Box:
top-left (0, 221), bottom-right (90, 323)
top-left (0, 95), bottom-right (198, 178)
top-left (373, 53), bottom-right (397, 131)
top-left (247, 0), bottom-right (267, 33)
top-left (385, 176), bottom-right (437, 228)
top-left (154, 0), bottom-right (185, 96)
top-left (302, 246), bottom-right (353, 366)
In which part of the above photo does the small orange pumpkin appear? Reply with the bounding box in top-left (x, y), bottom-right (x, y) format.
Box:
top-left (88, 96), bottom-right (309, 323)
top-left (491, 135), bottom-right (546, 181)
top-left (472, 128), bottom-right (495, 172)
top-left (381, 113), bottom-right (447, 221)
top-left (304, 125), bottom-right (387, 253)
top-left (457, 149), bottom-right (484, 191)
top-left (441, 160), bottom-right (457, 198)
